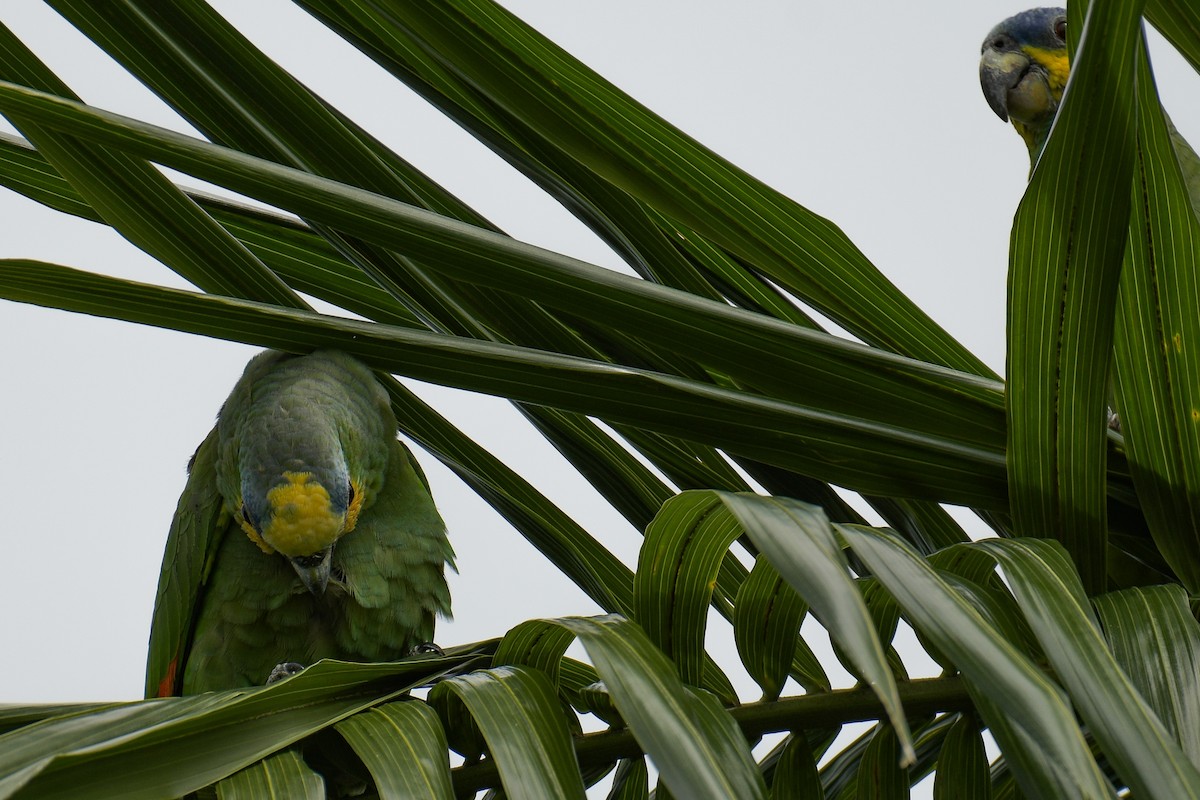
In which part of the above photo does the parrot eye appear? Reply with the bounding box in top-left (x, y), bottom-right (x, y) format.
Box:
top-left (1054, 18), bottom-right (1067, 42)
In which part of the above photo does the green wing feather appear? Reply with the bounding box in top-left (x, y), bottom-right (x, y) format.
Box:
top-left (144, 428), bottom-right (230, 698)
top-left (334, 438), bottom-right (454, 645)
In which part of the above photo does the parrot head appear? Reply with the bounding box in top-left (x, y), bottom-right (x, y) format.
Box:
top-left (217, 351), bottom-right (391, 597)
top-left (238, 461), bottom-right (366, 595)
top-left (980, 7), bottom-right (1069, 159)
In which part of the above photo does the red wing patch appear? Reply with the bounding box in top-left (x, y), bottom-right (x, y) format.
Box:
top-left (156, 655), bottom-right (181, 698)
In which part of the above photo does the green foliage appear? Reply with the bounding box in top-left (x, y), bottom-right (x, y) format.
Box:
top-left (2, 0), bottom-right (1200, 797)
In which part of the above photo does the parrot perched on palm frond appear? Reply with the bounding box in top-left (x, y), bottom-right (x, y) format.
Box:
top-left (980, 6), bottom-right (1200, 193)
top-left (979, 8), bottom-right (1200, 434)
top-left (146, 349), bottom-right (453, 696)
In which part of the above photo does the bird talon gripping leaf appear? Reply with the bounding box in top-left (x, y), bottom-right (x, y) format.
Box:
top-left (145, 350), bottom-right (453, 696)
top-left (266, 661), bottom-right (306, 685)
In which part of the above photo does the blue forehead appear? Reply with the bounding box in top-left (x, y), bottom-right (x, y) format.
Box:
top-left (984, 7), bottom-right (1066, 50)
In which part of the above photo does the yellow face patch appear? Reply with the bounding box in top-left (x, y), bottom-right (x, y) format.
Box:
top-left (1022, 46), bottom-right (1069, 96)
top-left (259, 471), bottom-right (345, 557)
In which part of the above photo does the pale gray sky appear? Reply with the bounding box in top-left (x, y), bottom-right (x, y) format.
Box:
top-left (1, 2), bottom-right (1197, 789)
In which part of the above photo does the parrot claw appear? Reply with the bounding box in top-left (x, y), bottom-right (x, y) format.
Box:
top-left (408, 642), bottom-right (444, 657)
top-left (266, 661), bottom-right (306, 684)
top-left (1107, 409), bottom-right (1122, 434)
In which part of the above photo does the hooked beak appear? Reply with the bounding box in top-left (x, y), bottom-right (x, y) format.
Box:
top-left (980, 48), bottom-right (1029, 122)
top-left (980, 48), bottom-right (1056, 127)
top-left (289, 547), bottom-right (333, 595)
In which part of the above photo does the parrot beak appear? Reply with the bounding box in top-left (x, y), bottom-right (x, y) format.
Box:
top-left (980, 48), bottom-right (1028, 122)
top-left (289, 547), bottom-right (333, 595)
top-left (980, 48), bottom-right (1056, 127)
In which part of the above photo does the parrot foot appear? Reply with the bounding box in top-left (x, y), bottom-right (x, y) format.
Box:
top-left (1107, 408), bottom-right (1122, 434)
top-left (408, 642), bottom-right (444, 657)
top-left (266, 661), bottom-right (306, 684)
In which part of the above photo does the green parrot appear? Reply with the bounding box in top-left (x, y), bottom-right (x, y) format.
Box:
top-left (146, 349), bottom-right (453, 696)
top-left (981, 7), bottom-right (1200, 201)
top-left (979, 7), bottom-right (1069, 166)
top-left (979, 9), bottom-right (1200, 433)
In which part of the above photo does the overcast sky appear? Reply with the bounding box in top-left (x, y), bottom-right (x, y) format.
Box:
top-left (2, 2), bottom-right (1198, 785)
